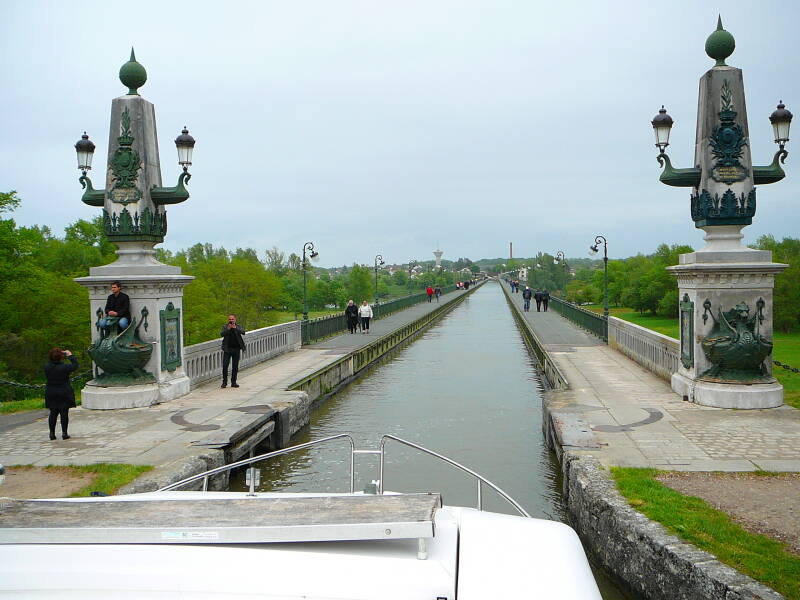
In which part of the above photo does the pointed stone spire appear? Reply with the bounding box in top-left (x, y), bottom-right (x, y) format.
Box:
top-left (119, 47), bottom-right (148, 95)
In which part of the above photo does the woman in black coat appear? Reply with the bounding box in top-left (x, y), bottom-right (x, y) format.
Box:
top-left (44, 348), bottom-right (78, 440)
top-left (345, 300), bottom-right (359, 334)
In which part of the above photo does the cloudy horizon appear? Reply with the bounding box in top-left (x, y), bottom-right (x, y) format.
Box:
top-left (2, 1), bottom-right (798, 267)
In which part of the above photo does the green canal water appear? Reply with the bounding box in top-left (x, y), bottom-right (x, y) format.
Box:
top-left (232, 282), bottom-right (634, 599)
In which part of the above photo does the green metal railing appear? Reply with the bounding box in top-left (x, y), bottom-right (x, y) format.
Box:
top-left (548, 296), bottom-right (608, 342)
top-left (301, 284), bottom-right (459, 345)
top-left (0, 369), bottom-right (93, 403)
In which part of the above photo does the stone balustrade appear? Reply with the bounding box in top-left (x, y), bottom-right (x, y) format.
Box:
top-left (607, 316), bottom-right (679, 381)
top-left (183, 321), bottom-right (302, 388)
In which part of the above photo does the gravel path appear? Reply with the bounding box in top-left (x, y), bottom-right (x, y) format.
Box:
top-left (658, 471), bottom-right (800, 554)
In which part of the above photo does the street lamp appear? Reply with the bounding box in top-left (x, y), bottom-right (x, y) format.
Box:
top-left (374, 254), bottom-right (385, 303)
top-left (589, 236), bottom-right (608, 318)
top-left (302, 242), bottom-right (318, 321)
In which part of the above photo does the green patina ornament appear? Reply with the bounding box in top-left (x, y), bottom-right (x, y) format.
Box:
top-left (103, 206), bottom-right (168, 242)
top-left (709, 79), bottom-right (749, 183)
top-left (699, 299), bottom-right (774, 383)
top-left (691, 187), bottom-right (756, 227)
top-left (88, 317), bottom-right (155, 386)
top-left (705, 16), bottom-right (735, 67)
top-left (119, 48), bottom-right (147, 95)
top-left (109, 108), bottom-right (143, 204)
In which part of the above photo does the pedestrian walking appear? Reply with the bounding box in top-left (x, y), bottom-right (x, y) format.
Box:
top-left (434, 286), bottom-right (441, 302)
top-left (220, 314), bottom-right (246, 388)
top-left (426, 286), bottom-right (434, 302)
top-left (522, 286), bottom-right (532, 312)
top-left (359, 300), bottom-right (373, 334)
top-left (44, 348), bottom-right (78, 440)
top-left (345, 300), bottom-right (359, 334)
top-left (534, 289), bottom-right (543, 312)
top-left (542, 290), bottom-right (550, 312)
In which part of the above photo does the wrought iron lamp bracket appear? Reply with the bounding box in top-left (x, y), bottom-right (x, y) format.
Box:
top-left (656, 153), bottom-right (702, 188)
top-left (752, 149), bottom-right (788, 185)
top-left (79, 173), bottom-right (106, 207)
top-left (150, 170), bottom-right (191, 206)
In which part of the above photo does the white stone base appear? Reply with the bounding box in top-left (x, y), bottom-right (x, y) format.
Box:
top-left (81, 382), bottom-right (160, 410)
top-left (158, 375), bottom-right (191, 402)
top-left (672, 372), bottom-right (783, 409)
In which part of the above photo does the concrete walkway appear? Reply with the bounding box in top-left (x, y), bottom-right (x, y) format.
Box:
top-left (0, 288), bottom-right (472, 470)
top-left (503, 282), bottom-right (800, 471)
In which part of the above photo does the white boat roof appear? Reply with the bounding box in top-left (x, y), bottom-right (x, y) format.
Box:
top-left (0, 492), bottom-right (441, 545)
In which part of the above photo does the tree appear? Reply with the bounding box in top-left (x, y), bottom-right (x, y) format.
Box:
top-left (755, 235), bottom-right (800, 333)
top-left (346, 264), bottom-right (372, 304)
top-left (264, 246), bottom-right (286, 275)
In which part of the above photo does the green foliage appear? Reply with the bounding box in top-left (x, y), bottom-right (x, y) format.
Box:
top-left (754, 235), bottom-right (800, 333)
top-left (612, 468), bottom-right (800, 599)
top-left (565, 243), bottom-right (693, 318)
top-left (346, 264), bottom-right (373, 304)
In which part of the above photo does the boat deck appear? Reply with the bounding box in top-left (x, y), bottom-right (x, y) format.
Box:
top-left (0, 493), bottom-right (441, 545)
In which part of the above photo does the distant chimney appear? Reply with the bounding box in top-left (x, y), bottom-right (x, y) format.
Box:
top-left (509, 242), bottom-right (513, 260)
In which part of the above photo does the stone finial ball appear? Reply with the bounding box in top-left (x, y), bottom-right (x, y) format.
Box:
top-left (119, 52), bottom-right (147, 94)
top-left (705, 27), bottom-right (735, 64)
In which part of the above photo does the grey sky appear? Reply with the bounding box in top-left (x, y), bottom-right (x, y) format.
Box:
top-left (2, 0), bottom-right (799, 267)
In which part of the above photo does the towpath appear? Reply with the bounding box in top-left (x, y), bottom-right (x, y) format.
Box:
top-left (0, 288), bottom-right (472, 471)
top-left (503, 282), bottom-right (800, 471)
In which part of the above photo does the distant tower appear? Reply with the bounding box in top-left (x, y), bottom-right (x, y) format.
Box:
top-left (433, 243), bottom-right (444, 268)
top-left (509, 242), bottom-right (513, 260)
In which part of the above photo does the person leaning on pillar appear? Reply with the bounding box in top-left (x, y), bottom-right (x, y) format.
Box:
top-left (220, 314), bottom-right (246, 388)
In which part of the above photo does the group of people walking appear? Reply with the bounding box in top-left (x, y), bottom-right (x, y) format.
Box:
top-left (425, 286), bottom-right (443, 302)
top-left (521, 286), bottom-right (550, 312)
top-left (345, 300), bottom-right (374, 334)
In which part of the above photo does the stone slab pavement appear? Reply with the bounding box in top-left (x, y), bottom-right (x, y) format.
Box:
top-left (504, 281), bottom-right (800, 471)
top-left (0, 288), bottom-right (472, 470)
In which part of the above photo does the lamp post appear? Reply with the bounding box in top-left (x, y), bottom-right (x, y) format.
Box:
top-left (302, 242), bottom-right (318, 321)
top-left (374, 254), bottom-right (385, 303)
top-left (589, 236), bottom-right (608, 318)
top-left (652, 18), bottom-right (790, 409)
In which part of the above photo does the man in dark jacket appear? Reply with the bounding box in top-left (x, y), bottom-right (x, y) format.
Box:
top-left (522, 286), bottom-right (532, 312)
top-left (534, 289), bottom-right (543, 312)
top-left (220, 314), bottom-right (246, 388)
top-left (100, 281), bottom-right (131, 336)
top-left (542, 290), bottom-right (550, 312)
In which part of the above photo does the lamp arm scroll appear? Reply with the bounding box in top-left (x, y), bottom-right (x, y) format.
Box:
top-left (656, 152), bottom-right (702, 188)
top-left (753, 149), bottom-right (788, 185)
top-left (79, 174), bottom-right (106, 207)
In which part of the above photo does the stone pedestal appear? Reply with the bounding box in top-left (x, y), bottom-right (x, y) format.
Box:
top-left (75, 251), bottom-right (193, 410)
top-left (667, 227), bottom-right (787, 409)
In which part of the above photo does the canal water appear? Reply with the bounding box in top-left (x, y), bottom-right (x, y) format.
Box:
top-left (232, 282), bottom-right (633, 599)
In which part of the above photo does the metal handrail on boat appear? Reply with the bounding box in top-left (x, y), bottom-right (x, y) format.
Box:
top-left (156, 433), bottom-right (530, 518)
top-left (378, 434), bottom-right (530, 518)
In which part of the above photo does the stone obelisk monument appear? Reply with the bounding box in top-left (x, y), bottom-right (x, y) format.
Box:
top-left (659, 21), bottom-right (790, 408)
top-left (74, 51), bottom-right (195, 409)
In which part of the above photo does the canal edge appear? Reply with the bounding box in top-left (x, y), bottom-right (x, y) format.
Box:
top-left (499, 282), bottom-right (782, 600)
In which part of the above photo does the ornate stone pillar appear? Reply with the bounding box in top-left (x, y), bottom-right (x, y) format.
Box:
top-left (658, 21), bottom-right (789, 408)
top-left (74, 51), bottom-right (195, 409)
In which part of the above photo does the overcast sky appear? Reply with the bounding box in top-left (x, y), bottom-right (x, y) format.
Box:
top-left (2, 1), bottom-right (799, 267)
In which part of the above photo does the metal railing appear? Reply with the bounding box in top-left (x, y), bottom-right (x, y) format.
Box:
top-left (548, 296), bottom-right (608, 342)
top-left (157, 433), bottom-right (529, 517)
top-left (301, 285), bottom-right (459, 345)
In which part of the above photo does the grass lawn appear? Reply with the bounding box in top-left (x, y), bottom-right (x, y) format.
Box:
top-left (14, 463), bottom-right (152, 497)
top-left (586, 304), bottom-right (800, 410)
top-left (612, 467), bottom-right (800, 599)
